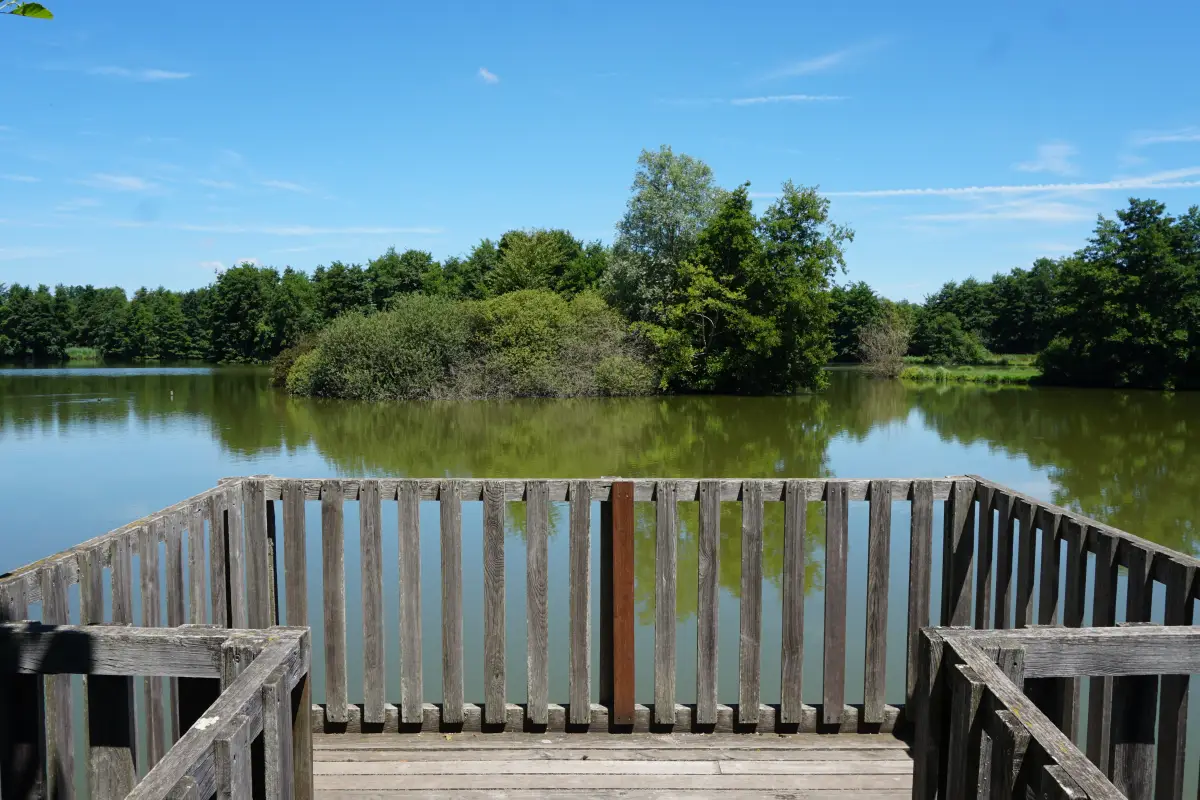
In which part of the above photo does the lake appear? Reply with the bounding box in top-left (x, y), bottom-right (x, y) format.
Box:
top-left (2, 365), bottom-right (1198, 718)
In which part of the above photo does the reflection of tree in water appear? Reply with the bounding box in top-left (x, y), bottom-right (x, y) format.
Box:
top-left (912, 385), bottom-right (1200, 555)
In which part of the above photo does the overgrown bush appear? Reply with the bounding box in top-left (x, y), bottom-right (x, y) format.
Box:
top-left (278, 289), bottom-right (657, 400)
top-left (912, 312), bottom-right (988, 366)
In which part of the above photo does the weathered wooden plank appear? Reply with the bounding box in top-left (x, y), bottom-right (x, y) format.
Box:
top-left (398, 480), bottom-right (423, 725)
top-left (1085, 530), bottom-right (1117, 774)
top-left (267, 499), bottom-right (280, 625)
top-left (483, 480), bottom-right (506, 726)
top-left (209, 490), bottom-right (230, 627)
top-left (611, 480), bottom-right (636, 726)
top-left (216, 714), bottom-right (253, 800)
top-left (245, 479), bottom-right (272, 629)
top-left (1059, 518), bottom-right (1085, 741)
top-left (312, 757), bottom-right (914, 774)
top-left (599, 489), bottom-right (613, 714)
top-left (1041, 764), bottom-right (1088, 799)
top-left (974, 484), bottom-right (995, 630)
top-left (188, 504), bottom-right (207, 624)
top-left (165, 513), bottom-right (187, 742)
top-left (823, 480), bottom-right (849, 726)
top-left (912, 628), bottom-right (946, 800)
top-left (41, 564), bottom-right (74, 800)
top-left (311, 773), bottom-right (913, 791)
top-left (568, 480), bottom-right (593, 726)
top-left (359, 479), bottom-right (385, 725)
top-left (993, 492), bottom-right (1016, 630)
top-left (990, 708), bottom-right (1029, 800)
top-left (78, 547), bottom-right (104, 624)
top-left (1037, 511), bottom-right (1061, 626)
top-left (653, 480), bottom-right (676, 727)
top-left (945, 664), bottom-right (984, 799)
top-left (283, 479), bottom-right (308, 629)
top-left (1013, 500), bottom-right (1035, 629)
top-left (1110, 665), bottom-right (1157, 799)
top-left (440, 480), bottom-right (464, 726)
top-left (906, 480), bottom-right (933, 709)
top-left (696, 479), bottom-right (721, 726)
top-left (87, 672), bottom-right (138, 800)
top-left (1154, 559), bottom-right (1193, 800)
top-left (140, 523), bottom-right (168, 769)
top-left (863, 479), bottom-right (891, 725)
top-left (226, 482), bottom-right (249, 629)
top-left (738, 480), bottom-right (764, 725)
top-left (312, 745), bottom-right (911, 761)
top-left (292, 641), bottom-right (314, 800)
top-left (941, 478), bottom-right (976, 627)
top-left (780, 479), bottom-right (808, 725)
top-left (525, 480), bottom-right (550, 726)
top-left (0, 646), bottom-right (44, 800)
top-left (321, 479), bottom-right (348, 725)
top-left (263, 666), bottom-right (295, 800)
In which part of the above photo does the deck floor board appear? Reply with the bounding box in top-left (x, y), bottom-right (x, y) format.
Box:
top-left (314, 733), bottom-right (912, 798)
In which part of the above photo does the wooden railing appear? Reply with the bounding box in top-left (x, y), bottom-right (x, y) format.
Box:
top-left (914, 624), bottom-right (1200, 799)
top-left (0, 623), bottom-right (311, 800)
top-left (1, 473), bottom-right (1198, 784)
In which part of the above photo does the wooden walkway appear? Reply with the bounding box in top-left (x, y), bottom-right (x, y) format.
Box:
top-left (312, 732), bottom-right (913, 799)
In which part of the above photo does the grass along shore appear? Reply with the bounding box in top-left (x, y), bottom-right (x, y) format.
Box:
top-left (900, 363), bottom-right (1040, 385)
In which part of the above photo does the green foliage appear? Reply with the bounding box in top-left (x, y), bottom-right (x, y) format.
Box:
top-left (912, 311), bottom-right (987, 366)
top-left (313, 261), bottom-right (372, 320)
top-left (123, 288), bottom-right (192, 360)
top-left (208, 263), bottom-right (282, 363)
top-left (900, 364), bottom-right (1036, 385)
top-left (2, 2), bottom-right (52, 18)
top-left (829, 281), bottom-right (883, 361)
top-left (367, 247), bottom-right (439, 305)
top-left (1038, 199), bottom-right (1200, 389)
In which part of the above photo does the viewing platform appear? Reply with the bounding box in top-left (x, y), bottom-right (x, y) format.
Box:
top-left (2, 476), bottom-right (1198, 799)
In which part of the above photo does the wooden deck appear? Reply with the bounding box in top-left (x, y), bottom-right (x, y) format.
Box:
top-left (312, 732), bottom-right (913, 798)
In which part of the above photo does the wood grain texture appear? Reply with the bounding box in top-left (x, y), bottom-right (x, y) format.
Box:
top-left (1013, 500), bottom-right (1035, 629)
top-left (653, 480), bottom-right (676, 726)
top-left (226, 482), bottom-right (249, 629)
top-left (209, 491), bottom-right (229, 627)
top-left (696, 479), bottom-right (721, 726)
top-left (974, 485), bottom-right (995, 630)
top-left (359, 479), bottom-right (385, 725)
top-left (263, 666), bottom-right (295, 800)
top-left (779, 480), bottom-right (808, 725)
top-left (906, 480), bottom-right (932, 709)
top-left (738, 480), bottom-right (764, 724)
top-left (267, 499), bottom-right (280, 626)
top-left (111, 535), bottom-right (133, 624)
top-left (990, 708), bottom-right (1029, 800)
top-left (0, 651), bottom-right (44, 800)
top-left (439, 480), bottom-right (464, 725)
top-left (78, 547), bottom-right (104, 625)
top-left (283, 479), bottom-right (308, 629)
top-left (823, 481), bottom-right (849, 726)
top-left (321, 480), bottom-right (348, 725)
top-left (140, 523), bottom-right (167, 770)
top-left (166, 513), bottom-right (186, 742)
top-left (567, 481), bottom-right (592, 725)
top-left (1037, 512), bottom-right (1061, 626)
top-left (87, 673), bottom-right (137, 800)
top-left (245, 479), bottom-right (272, 629)
top-left (525, 480), bottom-right (550, 726)
top-left (482, 481), bottom-right (506, 726)
top-left (1058, 518), bottom-right (1086, 741)
top-left (188, 504), bottom-right (207, 624)
top-left (863, 479), bottom-right (891, 725)
top-left (993, 492), bottom-right (1016, 630)
top-left (1085, 530), bottom-right (1117, 774)
top-left (398, 480), bottom-right (423, 725)
top-left (945, 664), bottom-right (984, 800)
top-left (940, 479), bottom-right (976, 627)
top-left (1154, 559), bottom-right (1193, 800)
top-left (41, 563), bottom-right (75, 800)
top-left (216, 714), bottom-right (252, 800)
top-left (611, 480), bottom-right (636, 726)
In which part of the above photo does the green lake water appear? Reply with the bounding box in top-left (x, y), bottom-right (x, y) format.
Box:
top-left (2, 365), bottom-right (1199, 785)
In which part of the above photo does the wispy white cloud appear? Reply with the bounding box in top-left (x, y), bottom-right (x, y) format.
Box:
top-left (1014, 142), bottom-right (1078, 176)
top-left (730, 94), bottom-right (847, 105)
top-left (908, 199), bottom-right (1094, 223)
top-left (88, 66), bottom-right (191, 81)
top-left (260, 179), bottom-right (312, 194)
top-left (0, 246), bottom-right (75, 261)
top-left (199, 178), bottom-right (237, 190)
top-left (111, 221), bottom-right (443, 236)
top-left (2, 174), bottom-right (39, 183)
top-left (1132, 127), bottom-right (1200, 146)
top-left (81, 173), bottom-right (159, 192)
top-left (760, 38), bottom-right (887, 80)
top-left (56, 197), bottom-right (101, 212)
top-left (828, 167), bottom-right (1200, 197)
top-left (478, 67), bottom-right (500, 84)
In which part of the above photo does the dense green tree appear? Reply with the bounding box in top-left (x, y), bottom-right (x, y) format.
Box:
top-left (0, 284), bottom-right (65, 361)
top-left (269, 268), bottom-right (318, 352)
top-left (367, 247), bottom-right (440, 306)
top-left (924, 278), bottom-right (994, 343)
top-left (1039, 199), bottom-right (1200, 389)
top-left (829, 281), bottom-right (883, 362)
top-left (313, 261), bottom-right (372, 320)
top-left (912, 311), bottom-right (987, 365)
top-left (123, 288), bottom-right (191, 360)
top-left (987, 259), bottom-right (1061, 353)
top-left (208, 263), bottom-right (280, 362)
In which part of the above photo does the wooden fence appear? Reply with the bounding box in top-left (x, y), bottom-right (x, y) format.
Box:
top-left (915, 624), bottom-right (1200, 800)
top-left (1, 473), bottom-right (1198, 794)
top-left (0, 623), bottom-right (311, 800)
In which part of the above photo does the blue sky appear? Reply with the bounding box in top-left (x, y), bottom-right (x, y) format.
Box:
top-left (2, 0), bottom-right (1199, 300)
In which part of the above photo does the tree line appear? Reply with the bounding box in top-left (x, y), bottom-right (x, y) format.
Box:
top-left (3, 146), bottom-right (1197, 392)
